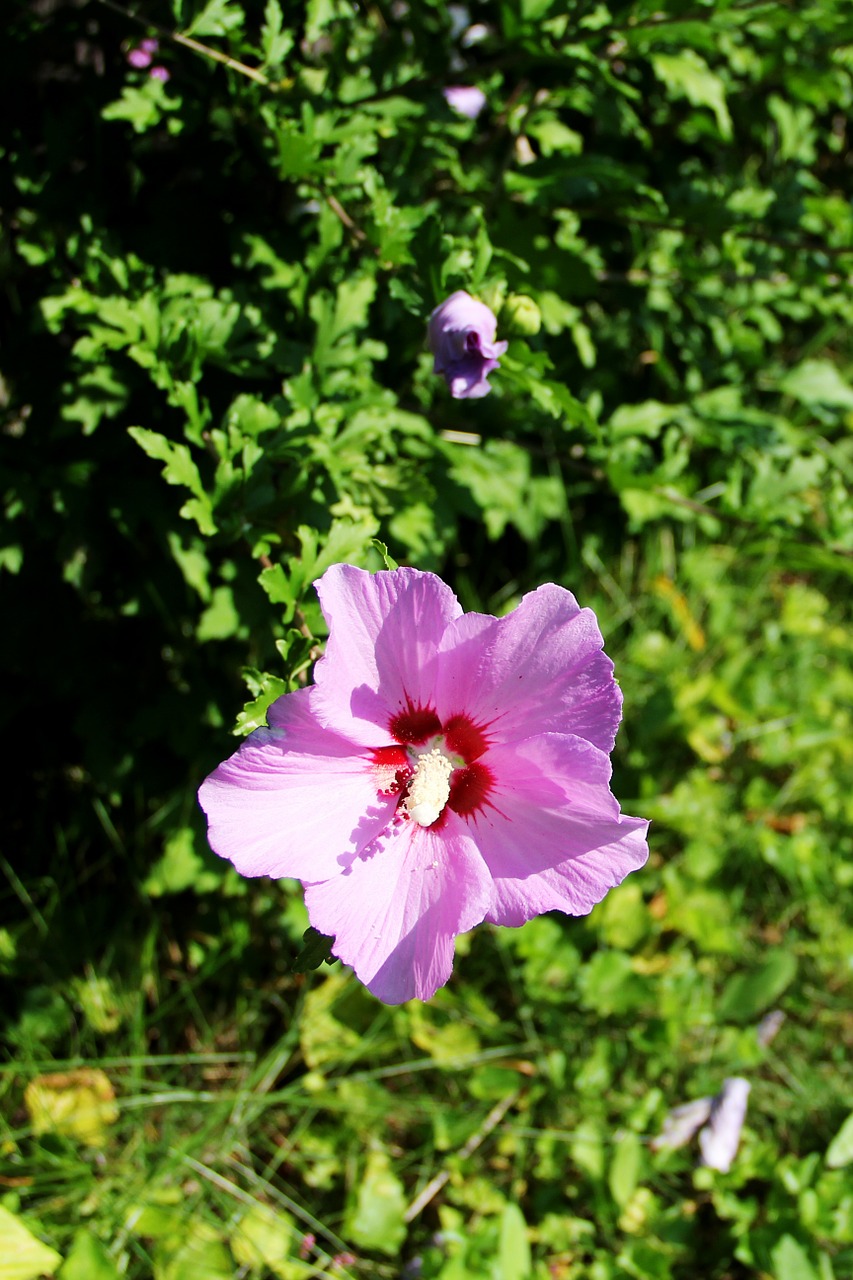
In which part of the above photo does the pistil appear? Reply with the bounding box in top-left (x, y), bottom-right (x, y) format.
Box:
top-left (402, 745), bottom-right (455, 827)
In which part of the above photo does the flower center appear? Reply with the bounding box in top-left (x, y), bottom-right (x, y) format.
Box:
top-left (402, 744), bottom-right (455, 827)
top-left (382, 704), bottom-right (496, 824)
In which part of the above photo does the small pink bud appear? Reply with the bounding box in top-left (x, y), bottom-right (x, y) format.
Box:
top-left (443, 85), bottom-right (487, 119)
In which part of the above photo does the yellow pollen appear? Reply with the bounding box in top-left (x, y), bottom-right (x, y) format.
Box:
top-left (403, 746), bottom-right (454, 827)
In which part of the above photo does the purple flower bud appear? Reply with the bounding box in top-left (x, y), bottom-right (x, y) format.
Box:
top-left (127, 37), bottom-right (159, 68)
top-left (149, 65), bottom-right (170, 82)
top-left (428, 291), bottom-right (508, 399)
top-left (443, 85), bottom-right (487, 119)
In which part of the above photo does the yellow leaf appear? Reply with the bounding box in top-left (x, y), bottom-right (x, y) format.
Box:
top-left (25, 1069), bottom-right (118, 1147)
top-left (0, 1205), bottom-right (62, 1280)
top-left (652, 575), bottom-right (706, 651)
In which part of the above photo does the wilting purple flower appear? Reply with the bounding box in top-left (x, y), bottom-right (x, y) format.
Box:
top-left (699, 1077), bottom-right (750, 1172)
top-left (650, 1096), bottom-right (713, 1153)
top-left (461, 23), bottom-right (491, 47)
top-left (443, 85), bottom-right (487, 119)
top-left (428, 291), bottom-right (508, 399)
top-left (653, 1077), bottom-right (751, 1172)
top-left (127, 37), bottom-right (159, 69)
top-left (199, 565), bottom-right (649, 1003)
top-left (756, 1009), bottom-right (785, 1047)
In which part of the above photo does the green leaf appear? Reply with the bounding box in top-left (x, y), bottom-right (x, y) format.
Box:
top-left (371, 539), bottom-right (398, 570)
top-left (260, 0), bottom-right (295, 67)
top-left (102, 79), bottom-right (177, 134)
top-left (608, 1132), bottom-right (643, 1209)
top-left (527, 116), bottom-right (583, 157)
top-left (125, 1189), bottom-right (183, 1239)
top-left (495, 1203), bottom-right (532, 1279)
top-left (0, 545), bottom-right (23, 574)
top-left (0, 1206), bottom-right (63, 1280)
top-left (346, 1149), bottom-right (407, 1256)
top-left (409, 1005), bottom-right (480, 1065)
top-left (305, 0), bottom-right (339, 43)
top-left (578, 951), bottom-right (648, 1015)
top-left (299, 970), bottom-right (373, 1070)
top-left (652, 50), bottom-right (733, 140)
top-left (596, 881), bottom-right (649, 950)
top-left (143, 827), bottom-right (223, 897)
top-left (196, 585), bottom-right (243, 642)
top-left (153, 1221), bottom-right (233, 1280)
top-left (230, 1206), bottom-right (306, 1280)
top-left (128, 427), bottom-right (215, 534)
top-left (185, 0), bottom-right (245, 37)
top-left (234, 673), bottom-right (290, 736)
top-left (770, 1235), bottom-right (820, 1280)
top-left (520, 0), bottom-right (558, 19)
top-left (70, 973), bottom-right (124, 1034)
top-left (609, 401), bottom-right (684, 440)
top-left (570, 1119), bottom-right (606, 1181)
top-left (59, 1230), bottom-right (120, 1280)
top-left (718, 949), bottom-right (797, 1022)
top-left (825, 1111), bottom-right (853, 1168)
top-left (291, 927), bottom-right (336, 972)
top-left (780, 360), bottom-right (853, 409)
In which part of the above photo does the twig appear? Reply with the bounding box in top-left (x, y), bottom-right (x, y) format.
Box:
top-left (96, 0), bottom-right (274, 87)
top-left (326, 194), bottom-right (368, 243)
top-left (403, 1089), bottom-right (520, 1223)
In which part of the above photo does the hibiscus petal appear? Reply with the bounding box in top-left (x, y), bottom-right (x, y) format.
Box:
top-left (312, 565), bottom-right (462, 743)
top-left (198, 687), bottom-right (396, 881)
top-left (465, 733), bottom-right (649, 924)
top-left (448, 353), bottom-right (502, 399)
top-left (428, 292), bottom-right (507, 398)
top-left (434, 583), bottom-right (623, 752)
top-left (304, 815), bottom-right (493, 1003)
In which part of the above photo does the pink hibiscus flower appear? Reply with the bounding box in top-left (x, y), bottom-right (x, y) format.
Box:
top-left (443, 85), bottom-right (488, 119)
top-left (199, 566), bottom-right (649, 1003)
top-left (428, 291), bottom-right (508, 399)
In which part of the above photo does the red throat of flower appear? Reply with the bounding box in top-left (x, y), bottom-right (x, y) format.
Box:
top-left (374, 702), bottom-right (494, 827)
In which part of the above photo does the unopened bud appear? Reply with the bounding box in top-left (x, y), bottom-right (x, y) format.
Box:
top-left (502, 293), bottom-right (541, 336)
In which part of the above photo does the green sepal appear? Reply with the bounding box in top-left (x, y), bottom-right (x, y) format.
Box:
top-left (291, 927), bottom-right (337, 972)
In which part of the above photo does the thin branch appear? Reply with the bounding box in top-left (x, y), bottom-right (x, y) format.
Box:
top-left (403, 1089), bottom-right (520, 1223)
top-left (96, 0), bottom-right (274, 87)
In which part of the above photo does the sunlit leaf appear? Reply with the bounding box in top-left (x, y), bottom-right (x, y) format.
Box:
top-left (825, 1111), bottom-right (853, 1168)
top-left (0, 1206), bottom-right (62, 1280)
top-left (652, 50), bottom-right (733, 139)
top-left (59, 1229), bottom-right (120, 1280)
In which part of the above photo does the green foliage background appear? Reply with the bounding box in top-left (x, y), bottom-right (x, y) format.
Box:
top-left (2, 0), bottom-right (852, 1276)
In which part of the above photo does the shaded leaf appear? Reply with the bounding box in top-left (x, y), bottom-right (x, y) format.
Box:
top-left (718, 949), bottom-right (797, 1022)
top-left (346, 1150), bottom-right (407, 1256)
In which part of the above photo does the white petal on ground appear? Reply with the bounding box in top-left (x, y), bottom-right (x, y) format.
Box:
top-left (699, 1077), bottom-right (751, 1172)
